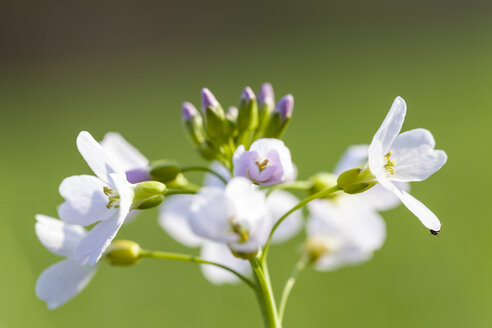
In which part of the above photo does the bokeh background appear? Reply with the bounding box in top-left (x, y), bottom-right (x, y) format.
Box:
top-left (1, 0), bottom-right (491, 327)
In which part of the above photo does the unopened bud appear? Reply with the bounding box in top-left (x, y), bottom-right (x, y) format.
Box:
top-left (262, 94), bottom-right (294, 138)
top-left (150, 160), bottom-right (181, 183)
top-left (132, 181), bottom-right (166, 210)
top-left (257, 83), bottom-right (275, 134)
top-left (201, 88), bottom-right (220, 112)
top-left (237, 86), bottom-right (259, 145)
top-left (182, 102), bottom-right (205, 146)
top-left (105, 240), bottom-right (142, 266)
top-left (125, 167), bottom-right (152, 184)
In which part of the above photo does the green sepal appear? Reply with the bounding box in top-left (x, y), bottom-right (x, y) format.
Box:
top-left (150, 160), bottom-right (181, 183)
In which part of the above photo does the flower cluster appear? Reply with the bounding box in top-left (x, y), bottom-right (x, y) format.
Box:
top-left (35, 84), bottom-right (446, 327)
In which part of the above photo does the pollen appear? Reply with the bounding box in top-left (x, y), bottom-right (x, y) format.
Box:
top-left (103, 186), bottom-right (120, 209)
top-left (229, 219), bottom-right (250, 243)
top-left (384, 152), bottom-right (396, 175)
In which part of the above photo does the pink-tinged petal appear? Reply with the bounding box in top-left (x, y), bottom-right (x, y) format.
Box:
top-left (36, 259), bottom-right (96, 310)
top-left (266, 190), bottom-right (303, 243)
top-left (100, 132), bottom-right (149, 171)
top-left (158, 195), bottom-right (205, 248)
top-left (58, 175), bottom-right (114, 226)
top-left (35, 215), bottom-right (86, 257)
top-left (200, 242), bottom-right (251, 285)
top-left (390, 129), bottom-right (447, 182)
top-left (73, 173), bottom-right (132, 266)
top-left (379, 178), bottom-right (441, 232)
top-left (370, 97), bottom-right (407, 155)
top-left (76, 131), bottom-right (123, 183)
top-left (334, 145), bottom-right (369, 175)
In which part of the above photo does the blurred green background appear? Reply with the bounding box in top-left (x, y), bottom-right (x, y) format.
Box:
top-left (1, 0), bottom-right (491, 327)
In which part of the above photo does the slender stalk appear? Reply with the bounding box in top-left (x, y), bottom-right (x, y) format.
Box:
top-left (279, 258), bottom-right (307, 323)
top-left (180, 166), bottom-right (228, 184)
top-left (165, 189), bottom-right (197, 196)
top-left (265, 180), bottom-right (311, 196)
top-left (249, 257), bottom-right (282, 328)
top-left (261, 185), bottom-right (341, 264)
top-left (140, 249), bottom-right (254, 289)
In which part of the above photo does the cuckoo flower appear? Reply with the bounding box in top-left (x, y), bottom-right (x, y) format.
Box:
top-left (101, 132), bottom-right (151, 183)
top-left (35, 215), bottom-right (97, 309)
top-left (188, 177), bottom-right (270, 256)
top-left (368, 97), bottom-right (447, 234)
top-left (58, 131), bottom-right (134, 266)
top-left (233, 138), bottom-right (296, 186)
top-left (305, 200), bottom-right (386, 271)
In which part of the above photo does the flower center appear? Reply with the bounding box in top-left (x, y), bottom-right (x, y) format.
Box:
top-left (229, 218), bottom-right (249, 243)
top-left (255, 159), bottom-right (269, 172)
top-left (384, 152), bottom-right (396, 175)
top-left (104, 186), bottom-right (120, 209)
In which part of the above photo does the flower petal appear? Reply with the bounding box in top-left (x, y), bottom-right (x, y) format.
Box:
top-left (73, 173), bottom-right (132, 266)
top-left (100, 132), bottom-right (149, 172)
top-left (369, 97), bottom-right (407, 155)
top-left (35, 215), bottom-right (86, 257)
top-left (200, 242), bottom-right (251, 285)
top-left (158, 195), bottom-right (205, 247)
top-left (333, 145), bottom-right (369, 174)
top-left (390, 129), bottom-right (447, 182)
top-left (203, 161), bottom-right (231, 188)
top-left (350, 181), bottom-right (409, 211)
top-left (266, 190), bottom-right (303, 243)
top-left (76, 131), bottom-right (123, 183)
top-left (58, 175), bottom-right (114, 226)
top-left (379, 178), bottom-right (441, 231)
top-left (36, 259), bottom-right (96, 310)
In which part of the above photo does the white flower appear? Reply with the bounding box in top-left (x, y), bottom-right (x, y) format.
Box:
top-left (335, 144), bottom-right (409, 212)
top-left (58, 131), bottom-right (134, 266)
top-left (233, 138), bottom-right (296, 186)
top-left (368, 97), bottom-right (447, 233)
top-left (35, 215), bottom-right (97, 309)
top-left (306, 199), bottom-right (386, 271)
top-left (200, 242), bottom-right (252, 284)
top-left (189, 177), bottom-right (270, 254)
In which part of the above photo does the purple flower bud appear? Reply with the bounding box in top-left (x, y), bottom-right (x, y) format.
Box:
top-left (241, 86), bottom-right (256, 102)
top-left (201, 88), bottom-right (219, 112)
top-left (233, 138), bottom-right (296, 186)
top-left (126, 167), bottom-right (152, 184)
top-left (275, 95), bottom-right (294, 120)
top-left (258, 83), bottom-right (275, 108)
top-left (181, 102), bottom-right (198, 121)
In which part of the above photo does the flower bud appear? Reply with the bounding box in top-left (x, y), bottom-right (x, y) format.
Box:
top-left (262, 94), bottom-right (294, 138)
top-left (181, 102), bottom-right (205, 147)
top-left (308, 172), bottom-right (338, 197)
top-left (237, 86), bottom-right (259, 146)
top-left (201, 88), bottom-right (220, 113)
top-left (337, 165), bottom-right (377, 194)
top-left (125, 167), bottom-right (152, 184)
top-left (257, 83), bottom-right (275, 134)
top-left (105, 240), bottom-right (142, 266)
top-left (132, 181), bottom-right (166, 210)
top-left (150, 160), bottom-right (181, 183)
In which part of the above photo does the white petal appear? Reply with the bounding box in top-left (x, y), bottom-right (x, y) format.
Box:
top-left (100, 132), bottom-right (149, 171)
top-left (58, 175), bottom-right (114, 226)
top-left (266, 190), bottom-right (303, 243)
top-left (35, 215), bottom-right (86, 257)
top-left (379, 178), bottom-right (441, 232)
top-left (333, 145), bottom-right (369, 174)
top-left (251, 138), bottom-right (296, 181)
top-left (36, 259), bottom-right (96, 310)
top-left (203, 161), bottom-right (231, 188)
top-left (370, 97), bottom-right (407, 154)
top-left (200, 242), bottom-right (251, 285)
top-left (350, 182), bottom-right (409, 211)
top-left (158, 195), bottom-right (205, 247)
top-left (390, 129), bottom-right (447, 182)
top-left (76, 131), bottom-right (123, 183)
top-left (73, 173), bottom-right (133, 266)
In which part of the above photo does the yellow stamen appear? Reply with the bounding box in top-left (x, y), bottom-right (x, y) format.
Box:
top-left (255, 159), bottom-right (269, 171)
top-left (384, 152), bottom-right (396, 175)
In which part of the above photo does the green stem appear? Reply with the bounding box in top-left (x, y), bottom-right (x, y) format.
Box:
top-left (165, 189), bottom-right (197, 196)
top-left (279, 258), bottom-right (307, 323)
top-left (261, 185), bottom-right (341, 264)
top-left (180, 166), bottom-right (228, 184)
top-left (140, 249), bottom-right (254, 289)
top-left (250, 258), bottom-right (282, 328)
top-left (265, 180), bottom-right (311, 196)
